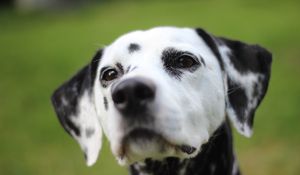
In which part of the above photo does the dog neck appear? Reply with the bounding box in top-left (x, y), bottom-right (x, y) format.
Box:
top-left (129, 121), bottom-right (240, 175)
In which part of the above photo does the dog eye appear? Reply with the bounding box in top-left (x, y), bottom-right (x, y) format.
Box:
top-left (102, 69), bottom-right (118, 81)
top-left (175, 54), bottom-right (198, 68)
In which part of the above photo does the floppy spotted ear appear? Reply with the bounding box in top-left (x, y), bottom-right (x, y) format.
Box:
top-left (51, 50), bottom-right (103, 166)
top-left (196, 29), bottom-right (272, 137)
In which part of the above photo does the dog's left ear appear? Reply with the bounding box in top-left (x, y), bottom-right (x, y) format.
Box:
top-left (196, 29), bottom-right (272, 137)
top-left (220, 38), bottom-right (272, 137)
top-left (51, 50), bottom-right (103, 166)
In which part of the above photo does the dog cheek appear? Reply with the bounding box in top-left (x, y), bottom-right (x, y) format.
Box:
top-left (185, 104), bottom-right (210, 147)
top-left (105, 110), bottom-right (126, 155)
top-left (199, 89), bottom-right (225, 135)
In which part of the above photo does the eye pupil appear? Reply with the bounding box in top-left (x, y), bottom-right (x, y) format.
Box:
top-left (177, 55), bottom-right (195, 68)
top-left (103, 69), bottom-right (118, 81)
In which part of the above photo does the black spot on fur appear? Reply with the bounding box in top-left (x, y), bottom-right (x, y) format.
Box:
top-left (85, 128), bottom-right (95, 138)
top-left (128, 43), bottom-right (140, 53)
top-left (104, 96), bottom-right (108, 110)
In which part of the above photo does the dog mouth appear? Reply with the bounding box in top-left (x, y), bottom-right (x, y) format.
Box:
top-left (117, 128), bottom-right (196, 163)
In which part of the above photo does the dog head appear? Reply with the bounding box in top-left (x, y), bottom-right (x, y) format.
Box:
top-left (51, 27), bottom-right (272, 166)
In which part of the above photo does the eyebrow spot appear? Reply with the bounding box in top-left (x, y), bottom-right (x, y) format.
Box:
top-left (199, 56), bottom-right (206, 66)
top-left (116, 62), bottom-right (124, 74)
top-left (128, 43), bottom-right (140, 53)
top-left (161, 48), bottom-right (201, 80)
top-left (126, 65), bottom-right (131, 73)
top-left (126, 65), bottom-right (138, 73)
top-left (161, 48), bottom-right (184, 79)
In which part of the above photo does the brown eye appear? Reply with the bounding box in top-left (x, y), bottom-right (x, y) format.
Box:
top-left (102, 69), bottom-right (118, 81)
top-left (176, 54), bottom-right (197, 68)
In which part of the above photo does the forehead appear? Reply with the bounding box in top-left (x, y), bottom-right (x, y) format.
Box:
top-left (111, 27), bottom-right (202, 48)
top-left (101, 27), bottom-right (207, 64)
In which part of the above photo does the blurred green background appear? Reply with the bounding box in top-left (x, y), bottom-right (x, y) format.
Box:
top-left (0, 0), bottom-right (299, 174)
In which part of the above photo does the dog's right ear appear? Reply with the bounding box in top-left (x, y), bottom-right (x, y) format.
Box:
top-left (51, 50), bottom-right (103, 166)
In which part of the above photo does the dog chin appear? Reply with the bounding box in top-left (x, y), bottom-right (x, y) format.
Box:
top-left (114, 128), bottom-right (199, 166)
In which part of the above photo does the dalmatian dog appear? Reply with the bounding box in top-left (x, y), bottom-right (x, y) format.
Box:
top-left (51, 27), bottom-right (272, 175)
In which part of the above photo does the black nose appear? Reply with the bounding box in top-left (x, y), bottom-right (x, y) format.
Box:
top-left (112, 78), bottom-right (156, 115)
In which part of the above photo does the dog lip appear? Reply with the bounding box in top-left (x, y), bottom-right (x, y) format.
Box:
top-left (179, 145), bottom-right (196, 154)
top-left (122, 128), bottom-right (173, 148)
top-left (118, 128), bottom-right (174, 161)
top-left (119, 128), bottom-right (196, 158)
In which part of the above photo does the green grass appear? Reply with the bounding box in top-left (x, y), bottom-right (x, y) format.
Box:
top-left (0, 0), bottom-right (300, 174)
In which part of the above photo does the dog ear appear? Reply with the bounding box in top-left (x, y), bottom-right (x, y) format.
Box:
top-left (51, 50), bottom-right (103, 166)
top-left (195, 29), bottom-right (272, 137)
top-left (218, 37), bottom-right (272, 137)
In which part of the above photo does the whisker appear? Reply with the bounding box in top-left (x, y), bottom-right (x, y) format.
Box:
top-left (92, 58), bottom-right (101, 63)
top-left (227, 85), bottom-right (242, 95)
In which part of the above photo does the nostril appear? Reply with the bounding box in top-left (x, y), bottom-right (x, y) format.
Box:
top-left (135, 84), bottom-right (155, 101)
top-left (112, 89), bottom-right (127, 104)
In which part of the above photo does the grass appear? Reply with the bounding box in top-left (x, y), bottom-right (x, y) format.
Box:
top-left (0, 0), bottom-right (300, 174)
